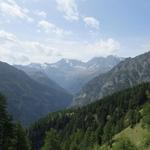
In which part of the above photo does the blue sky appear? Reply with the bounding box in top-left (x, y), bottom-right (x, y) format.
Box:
top-left (0, 0), bottom-right (150, 64)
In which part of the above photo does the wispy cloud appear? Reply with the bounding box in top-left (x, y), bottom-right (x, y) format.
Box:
top-left (34, 10), bottom-right (47, 18)
top-left (52, 38), bottom-right (120, 60)
top-left (55, 0), bottom-right (79, 21)
top-left (0, 0), bottom-right (33, 22)
top-left (0, 30), bottom-right (120, 64)
top-left (83, 17), bottom-right (100, 30)
top-left (0, 30), bottom-right (17, 42)
top-left (54, 0), bottom-right (100, 32)
top-left (0, 30), bottom-right (54, 64)
top-left (37, 20), bottom-right (71, 36)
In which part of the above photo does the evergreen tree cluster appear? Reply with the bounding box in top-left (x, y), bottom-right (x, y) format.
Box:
top-left (29, 83), bottom-right (150, 150)
top-left (0, 94), bottom-right (30, 150)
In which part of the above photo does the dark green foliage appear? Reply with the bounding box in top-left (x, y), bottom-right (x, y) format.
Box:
top-left (141, 133), bottom-right (150, 149)
top-left (112, 138), bottom-right (137, 150)
top-left (41, 129), bottom-right (61, 150)
top-left (142, 103), bottom-right (150, 129)
top-left (126, 109), bottom-right (141, 128)
top-left (103, 118), bottom-right (113, 146)
top-left (12, 123), bottom-right (31, 150)
top-left (0, 94), bottom-right (14, 149)
top-left (141, 101), bottom-right (150, 149)
top-left (0, 94), bottom-right (30, 150)
top-left (29, 83), bottom-right (150, 150)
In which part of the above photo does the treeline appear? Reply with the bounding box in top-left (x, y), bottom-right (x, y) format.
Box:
top-left (0, 94), bottom-right (30, 150)
top-left (29, 82), bottom-right (150, 150)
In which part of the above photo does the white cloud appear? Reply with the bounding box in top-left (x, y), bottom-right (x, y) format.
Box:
top-left (85, 38), bottom-right (120, 57)
top-left (38, 20), bottom-right (52, 31)
top-left (0, 30), bottom-right (120, 64)
top-left (35, 10), bottom-right (47, 18)
top-left (55, 0), bottom-right (79, 21)
top-left (0, 30), bottom-right (55, 64)
top-left (38, 20), bottom-right (71, 36)
top-left (0, 0), bottom-right (33, 22)
top-left (83, 17), bottom-right (100, 30)
top-left (0, 30), bottom-right (17, 42)
top-left (48, 38), bottom-right (120, 60)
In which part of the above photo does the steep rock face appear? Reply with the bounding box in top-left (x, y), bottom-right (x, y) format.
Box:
top-left (73, 51), bottom-right (150, 106)
top-left (16, 56), bottom-right (123, 94)
top-left (0, 61), bottom-right (72, 125)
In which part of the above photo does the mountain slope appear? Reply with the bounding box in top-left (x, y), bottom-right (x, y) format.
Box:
top-left (114, 123), bottom-right (148, 147)
top-left (15, 65), bottom-right (68, 93)
top-left (17, 56), bottom-right (123, 94)
top-left (96, 123), bottom-right (150, 150)
top-left (73, 51), bottom-right (150, 106)
top-left (0, 61), bottom-right (72, 125)
top-left (29, 82), bottom-right (150, 150)
top-left (45, 56), bottom-right (123, 94)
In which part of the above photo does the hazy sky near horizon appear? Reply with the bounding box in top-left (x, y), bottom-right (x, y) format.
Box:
top-left (0, 0), bottom-right (150, 64)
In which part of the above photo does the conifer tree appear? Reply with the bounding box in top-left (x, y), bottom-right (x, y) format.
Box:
top-left (41, 129), bottom-right (61, 150)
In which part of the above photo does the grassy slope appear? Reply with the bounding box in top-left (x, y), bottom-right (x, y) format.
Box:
top-left (97, 123), bottom-right (149, 150)
top-left (114, 123), bottom-right (148, 147)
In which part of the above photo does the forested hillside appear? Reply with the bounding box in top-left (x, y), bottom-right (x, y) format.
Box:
top-left (29, 82), bottom-right (150, 150)
top-left (0, 94), bottom-right (30, 150)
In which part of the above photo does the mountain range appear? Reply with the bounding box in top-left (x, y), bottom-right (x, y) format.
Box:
top-left (1, 51), bottom-right (150, 150)
top-left (0, 55), bottom-right (123, 125)
top-left (2, 51), bottom-right (150, 125)
top-left (73, 51), bottom-right (150, 106)
top-left (0, 61), bottom-right (72, 125)
top-left (15, 55), bottom-right (123, 94)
